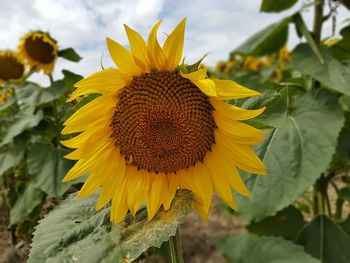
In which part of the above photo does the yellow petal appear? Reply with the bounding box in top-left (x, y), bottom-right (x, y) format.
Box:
top-left (124, 24), bottom-right (150, 70)
top-left (210, 98), bottom-right (265, 121)
top-left (180, 68), bottom-right (207, 81)
top-left (96, 150), bottom-right (127, 210)
top-left (212, 78), bottom-right (261, 100)
top-left (126, 166), bottom-right (150, 216)
top-left (62, 141), bottom-right (111, 182)
top-left (64, 95), bottom-right (116, 127)
top-left (110, 180), bottom-right (128, 224)
top-left (192, 162), bottom-right (213, 213)
top-left (205, 151), bottom-right (237, 209)
top-left (213, 111), bottom-right (266, 144)
top-left (147, 21), bottom-right (167, 70)
top-left (162, 18), bottom-right (186, 71)
top-left (207, 145), bottom-right (250, 197)
top-left (64, 127), bottom-right (111, 160)
top-left (193, 79), bottom-right (217, 97)
top-left (163, 173), bottom-right (178, 210)
top-left (69, 69), bottom-right (130, 101)
top-left (216, 131), bottom-right (266, 175)
top-left (146, 174), bottom-right (168, 221)
top-left (106, 37), bottom-right (142, 76)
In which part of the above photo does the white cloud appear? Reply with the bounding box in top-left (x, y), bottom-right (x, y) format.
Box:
top-left (0, 0), bottom-right (348, 85)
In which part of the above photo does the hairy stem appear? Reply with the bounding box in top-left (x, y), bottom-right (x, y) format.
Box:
top-left (169, 228), bottom-right (184, 263)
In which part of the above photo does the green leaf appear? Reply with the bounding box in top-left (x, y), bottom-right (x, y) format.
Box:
top-left (27, 142), bottom-right (75, 198)
top-left (62, 70), bottom-right (83, 91)
top-left (338, 187), bottom-right (350, 203)
top-left (329, 25), bottom-right (350, 62)
top-left (242, 87), bottom-right (288, 128)
top-left (10, 182), bottom-right (45, 225)
top-left (292, 43), bottom-right (350, 96)
top-left (331, 112), bottom-right (350, 168)
top-left (0, 107), bottom-right (43, 146)
top-left (340, 216), bottom-right (350, 237)
top-left (217, 233), bottom-right (320, 263)
top-left (231, 18), bottom-right (289, 57)
top-left (260, 0), bottom-right (298, 13)
top-left (37, 80), bottom-right (66, 105)
top-left (15, 82), bottom-right (42, 105)
top-left (292, 13), bottom-right (324, 64)
top-left (58, 48), bottom-right (82, 62)
top-left (236, 89), bottom-right (345, 223)
top-left (247, 206), bottom-right (305, 241)
top-left (28, 190), bottom-right (192, 263)
top-left (0, 139), bottom-right (25, 177)
top-left (296, 215), bottom-right (350, 263)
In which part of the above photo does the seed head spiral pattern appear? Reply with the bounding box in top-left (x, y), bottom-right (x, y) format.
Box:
top-left (112, 71), bottom-right (216, 173)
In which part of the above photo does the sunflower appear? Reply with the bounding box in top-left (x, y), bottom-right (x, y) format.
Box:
top-left (61, 18), bottom-right (266, 223)
top-left (18, 31), bottom-right (58, 74)
top-left (0, 50), bottom-right (25, 83)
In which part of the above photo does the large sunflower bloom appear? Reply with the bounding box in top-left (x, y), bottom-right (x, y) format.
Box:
top-left (18, 31), bottom-right (58, 74)
top-left (62, 18), bottom-right (266, 223)
top-left (0, 50), bottom-right (25, 83)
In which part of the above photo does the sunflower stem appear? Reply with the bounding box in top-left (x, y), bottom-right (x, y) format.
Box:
top-left (169, 228), bottom-right (184, 263)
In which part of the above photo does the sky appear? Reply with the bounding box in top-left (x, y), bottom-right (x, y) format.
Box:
top-left (0, 0), bottom-right (349, 85)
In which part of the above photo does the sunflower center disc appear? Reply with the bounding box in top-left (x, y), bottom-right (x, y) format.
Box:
top-left (24, 36), bottom-right (55, 64)
top-left (0, 56), bottom-right (24, 81)
top-left (112, 71), bottom-right (216, 173)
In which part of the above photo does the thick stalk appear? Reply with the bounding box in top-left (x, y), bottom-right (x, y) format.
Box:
top-left (169, 228), bottom-right (184, 263)
top-left (313, 0), bottom-right (325, 43)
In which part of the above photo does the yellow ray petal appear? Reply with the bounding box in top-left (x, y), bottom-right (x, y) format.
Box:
top-left (213, 111), bottom-right (266, 144)
top-left (124, 24), bottom-right (150, 71)
top-left (96, 150), bottom-right (127, 210)
top-left (126, 166), bottom-right (150, 216)
top-left (205, 151), bottom-right (237, 209)
top-left (106, 37), bottom-right (143, 76)
top-left (162, 18), bottom-right (186, 71)
top-left (62, 140), bottom-right (113, 182)
top-left (207, 145), bottom-right (250, 197)
top-left (192, 162), bottom-right (213, 213)
top-left (69, 69), bottom-right (130, 101)
top-left (216, 131), bottom-right (266, 175)
top-left (192, 199), bottom-right (210, 221)
top-left (212, 78), bottom-right (261, 100)
top-left (180, 68), bottom-right (207, 81)
top-left (64, 95), bottom-right (116, 127)
top-left (210, 98), bottom-right (265, 121)
top-left (146, 173), bottom-right (168, 221)
top-left (64, 127), bottom-right (111, 160)
top-left (110, 180), bottom-right (128, 224)
top-left (60, 130), bottom-right (92, 149)
top-left (193, 79), bottom-right (217, 97)
top-left (163, 173), bottom-right (179, 210)
top-left (147, 21), bottom-right (167, 70)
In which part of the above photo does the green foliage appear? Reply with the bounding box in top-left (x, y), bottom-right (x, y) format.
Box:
top-left (297, 215), bottom-right (350, 263)
top-left (231, 18), bottom-right (289, 57)
top-left (0, 139), bottom-right (25, 176)
top-left (28, 190), bottom-right (192, 263)
top-left (247, 206), bottom-right (305, 241)
top-left (27, 142), bottom-right (75, 198)
top-left (10, 182), bottom-right (45, 225)
top-left (292, 13), bottom-right (324, 63)
top-left (260, 0), bottom-right (298, 13)
top-left (236, 89), bottom-right (345, 223)
top-left (58, 48), bottom-right (82, 62)
top-left (217, 233), bottom-right (320, 263)
top-left (292, 44), bottom-right (350, 96)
